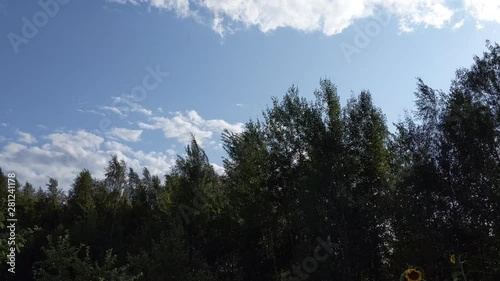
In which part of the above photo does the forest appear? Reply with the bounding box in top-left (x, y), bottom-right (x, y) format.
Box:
top-left (1, 41), bottom-right (499, 281)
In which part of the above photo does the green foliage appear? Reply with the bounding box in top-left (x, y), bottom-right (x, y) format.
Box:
top-left (33, 232), bottom-right (141, 281)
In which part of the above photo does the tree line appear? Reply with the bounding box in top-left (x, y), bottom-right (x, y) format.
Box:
top-left (1, 41), bottom-right (499, 281)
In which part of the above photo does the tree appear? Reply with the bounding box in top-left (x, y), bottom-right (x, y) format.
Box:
top-left (33, 232), bottom-right (141, 281)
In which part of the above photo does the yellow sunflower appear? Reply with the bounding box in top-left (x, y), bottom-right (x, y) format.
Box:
top-left (404, 268), bottom-right (423, 281)
top-left (450, 255), bottom-right (456, 264)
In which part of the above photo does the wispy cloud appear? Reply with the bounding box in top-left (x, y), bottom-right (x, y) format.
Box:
top-left (138, 110), bottom-right (243, 146)
top-left (107, 0), bottom-right (190, 16)
top-left (107, 127), bottom-right (143, 142)
top-left (77, 109), bottom-right (106, 116)
top-left (452, 19), bottom-right (465, 30)
top-left (99, 105), bottom-right (126, 117)
top-left (115, 95), bottom-right (153, 115)
top-left (99, 96), bottom-right (153, 117)
top-left (17, 130), bottom-right (37, 144)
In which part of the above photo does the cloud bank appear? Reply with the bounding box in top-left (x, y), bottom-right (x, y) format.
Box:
top-left (107, 0), bottom-right (500, 36)
top-left (0, 130), bottom-right (175, 190)
top-left (1, 109), bottom-right (239, 190)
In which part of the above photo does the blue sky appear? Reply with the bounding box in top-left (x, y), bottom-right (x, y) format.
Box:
top-left (0, 0), bottom-right (499, 189)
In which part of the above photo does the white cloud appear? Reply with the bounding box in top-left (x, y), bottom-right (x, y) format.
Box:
top-left (139, 110), bottom-right (243, 146)
top-left (46, 130), bottom-right (104, 158)
top-left (108, 127), bottom-right (143, 142)
top-left (236, 103), bottom-right (244, 107)
top-left (127, 106), bottom-right (153, 116)
top-left (77, 109), bottom-right (106, 116)
top-left (107, 0), bottom-right (134, 4)
top-left (17, 130), bottom-right (37, 144)
top-left (137, 122), bottom-right (157, 130)
top-left (109, 0), bottom-right (472, 35)
top-left (212, 13), bottom-right (226, 36)
top-left (0, 129), bottom-right (177, 190)
top-left (464, 0), bottom-right (500, 23)
top-left (36, 124), bottom-right (47, 129)
top-left (100, 96), bottom-right (153, 117)
top-left (1, 123), bottom-right (8, 127)
top-left (99, 105), bottom-right (126, 116)
top-left (108, 0), bottom-right (191, 16)
top-left (4, 143), bottom-right (27, 154)
top-left (452, 19), bottom-right (465, 30)
top-left (139, 114), bottom-right (213, 145)
top-left (211, 163), bottom-right (225, 175)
